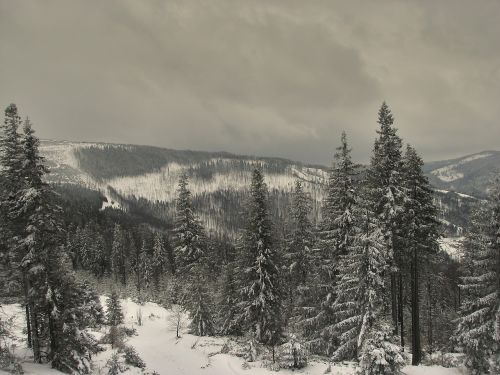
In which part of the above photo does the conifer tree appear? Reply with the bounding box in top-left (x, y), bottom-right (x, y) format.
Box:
top-left (218, 263), bottom-right (243, 335)
top-left (367, 102), bottom-right (404, 335)
top-left (174, 173), bottom-right (205, 272)
top-left (401, 145), bottom-right (439, 364)
top-left (306, 132), bottom-right (359, 354)
top-left (284, 180), bottom-right (316, 343)
top-left (111, 224), bottom-right (129, 285)
top-left (237, 167), bottom-right (283, 348)
top-left (139, 239), bottom-right (152, 290)
top-left (286, 180), bottom-right (315, 289)
top-left (106, 291), bottom-right (124, 327)
top-left (152, 233), bottom-right (168, 287)
top-left (454, 185), bottom-right (500, 374)
top-left (0, 104), bottom-right (22, 194)
top-left (106, 291), bottom-right (124, 349)
top-left (173, 173), bottom-right (214, 336)
top-left (331, 203), bottom-right (386, 361)
top-left (12, 116), bottom-right (98, 372)
top-left (329, 198), bottom-right (405, 374)
top-left (0, 105), bottom-right (26, 344)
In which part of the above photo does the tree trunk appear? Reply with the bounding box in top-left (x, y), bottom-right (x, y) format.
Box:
top-left (411, 248), bottom-right (421, 365)
top-left (25, 304), bottom-right (32, 348)
top-left (398, 272), bottom-right (404, 350)
top-left (48, 308), bottom-right (57, 361)
top-left (23, 275), bottom-right (32, 348)
top-left (29, 304), bottom-right (41, 363)
top-left (427, 279), bottom-right (433, 354)
top-left (391, 272), bottom-right (398, 335)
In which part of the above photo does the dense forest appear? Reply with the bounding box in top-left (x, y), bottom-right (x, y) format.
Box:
top-left (1, 103), bottom-right (499, 374)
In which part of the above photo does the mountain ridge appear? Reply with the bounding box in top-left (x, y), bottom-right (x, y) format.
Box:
top-left (39, 139), bottom-right (492, 237)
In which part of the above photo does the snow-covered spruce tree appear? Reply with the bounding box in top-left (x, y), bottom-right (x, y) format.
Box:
top-left (305, 131), bottom-right (359, 355)
top-left (151, 232), bottom-right (168, 288)
top-left (50, 271), bottom-right (100, 374)
top-left (367, 102), bottom-right (405, 336)
top-left (137, 239), bottom-right (153, 291)
top-left (333, 198), bottom-right (405, 374)
top-left (454, 185), bottom-right (500, 375)
top-left (111, 224), bottom-right (129, 285)
top-left (218, 262), bottom-right (243, 335)
top-left (174, 173), bottom-right (205, 272)
top-left (173, 173), bottom-right (214, 336)
top-left (91, 233), bottom-right (107, 278)
top-left (286, 180), bottom-right (315, 288)
top-left (0, 104), bottom-right (27, 340)
top-left (357, 322), bottom-right (406, 375)
top-left (13, 119), bottom-right (98, 372)
top-left (237, 167), bottom-right (283, 351)
top-left (284, 180), bottom-right (316, 342)
top-left (401, 145), bottom-right (440, 365)
top-left (80, 280), bottom-right (105, 327)
top-left (107, 291), bottom-right (124, 326)
top-left (106, 291), bottom-right (124, 348)
top-left (330, 196), bottom-right (383, 362)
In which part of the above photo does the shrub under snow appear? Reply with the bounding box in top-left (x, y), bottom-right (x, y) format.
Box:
top-left (357, 324), bottom-right (406, 375)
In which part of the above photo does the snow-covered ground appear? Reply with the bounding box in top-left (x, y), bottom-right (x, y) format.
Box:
top-left (0, 298), bottom-right (463, 375)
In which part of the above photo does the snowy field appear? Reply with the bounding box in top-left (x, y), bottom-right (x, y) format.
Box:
top-left (0, 299), bottom-right (462, 375)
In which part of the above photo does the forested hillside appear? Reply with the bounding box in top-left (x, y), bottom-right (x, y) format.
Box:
top-left (38, 139), bottom-right (486, 239)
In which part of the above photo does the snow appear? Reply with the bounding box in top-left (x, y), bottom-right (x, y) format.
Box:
top-left (100, 186), bottom-right (122, 211)
top-left (439, 237), bottom-right (465, 260)
top-left (0, 299), bottom-right (463, 375)
top-left (431, 153), bottom-right (491, 182)
top-left (39, 141), bottom-right (326, 206)
top-left (403, 366), bottom-right (462, 375)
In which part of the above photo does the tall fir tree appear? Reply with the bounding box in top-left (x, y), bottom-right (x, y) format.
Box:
top-left (330, 198), bottom-right (385, 362)
top-left (218, 262), bottom-right (243, 335)
top-left (285, 180), bottom-right (315, 332)
top-left (12, 116), bottom-right (98, 372)
top-left (286, 180), bottom-right (315, 288)
top-left (305, 132), bottom-right (359, 355)
top-left (0, 105), bottom-right (26, 342)
top-left (367, 102), bottom-right (404, 336)
top-left (106, 291), bottom-right (124, 349)
top-left (173, 173), bottom-right (214, 336)
top-left (152, 233), bottom-right (169, 288)
top-left (111, 224), bottom-right (129, 285)
top-left (174, 173), bottom-right (205, 272)
top-left (237, 167), bottom-right (283, 348)
top-left (139, 239), bottom-right (153, 290)
top-left (401, 145), bottom-right (440, 364)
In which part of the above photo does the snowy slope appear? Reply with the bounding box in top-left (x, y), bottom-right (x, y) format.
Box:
top-left (40, 140), bottom-right (327, 205)
top-left (430, 153), bottom-right (492, 182)
top-left (0, 299), bottom-right (462, 375)
top-left (425, 151), bottom-right (500, 197)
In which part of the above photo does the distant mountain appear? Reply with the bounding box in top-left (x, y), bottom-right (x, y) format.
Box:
top-left (424, 151), bottom-right (500, 198)
top-left (40, 140), bottom-right (328, 236)
top-left (40, 140), bottom-right (491, 238)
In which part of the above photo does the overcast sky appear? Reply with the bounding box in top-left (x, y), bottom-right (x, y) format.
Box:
top-left (1, 0), bottom-right (499, 164)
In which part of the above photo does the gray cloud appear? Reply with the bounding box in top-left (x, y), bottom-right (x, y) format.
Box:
top-left (1, 0), bottom-right (499, 164)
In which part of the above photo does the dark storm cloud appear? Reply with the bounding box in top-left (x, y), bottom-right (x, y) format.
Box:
top-left (1, 0), bottom-right (499, 164)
